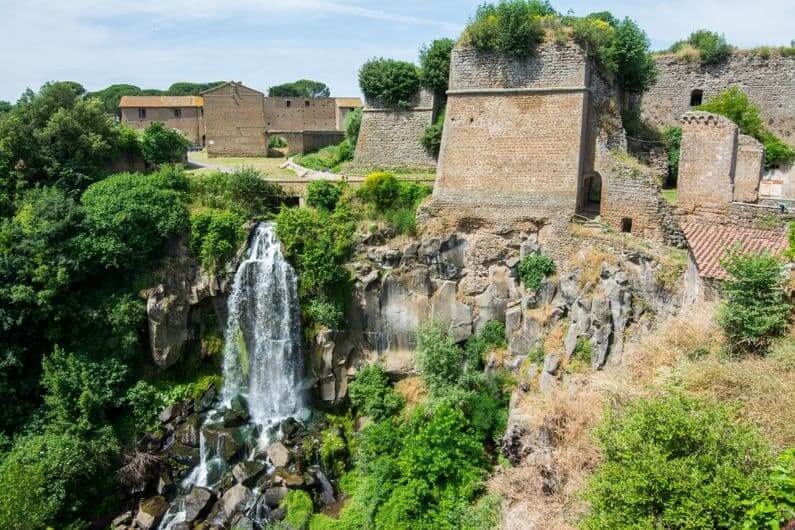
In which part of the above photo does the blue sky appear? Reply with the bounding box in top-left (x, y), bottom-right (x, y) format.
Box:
top-left (2, 0), bottom-right (793, 102)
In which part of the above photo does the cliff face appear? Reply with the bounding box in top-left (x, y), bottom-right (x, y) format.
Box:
top-left (311, 223), bottom-right (686, 403)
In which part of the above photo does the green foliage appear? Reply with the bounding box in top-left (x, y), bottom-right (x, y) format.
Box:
top-left (306, 180), bottom-right (343, 211)
top-left (189, 167), bottom-right (284, 216)
top-left (382, 207), bottom-right (418, 236)
top-left (359, 59), bottom-right (421, 107)
top-left (464, 0), bottom-right (552, 58)
top-left (281, 489), bottom-right (315, 529)
top-left (517, 252), bottom-right (555, 290)
top-left (670, 30), bottom-right (733, 65)
top-left (296, 140), bottom-right (354, 172)
top-left (0, 100), bottom-right (12, 115)
top-left (663, 125), bottom-right (682, 184)
top-left (583, 394), bottom-right (771, 530)
top-left (189, 208), bottom-right (246, 271)
top-left (268, 79), bottom-right (331, 98)
top-left (0, 429), bottom-right (118, 529)
top-left (320, 426), bottom-right (349, 478)
top-left (360, 172), bottom-right (400, 209)
top-left (419, 39), bottom-right (455, 95)
top-left (421, 111), bottom-right (445, 157)
top-left (696, 86), bottom-right (795, 167)
top-left (344, 107), bottom-right (363, 147)
top-left (718, 251), bottom-right (789, 354)
top-left (85, 83), bottom-right (143, 115)
top-left (80, 168), bottom-right (190, 269)
top-left (466, 320), bottom-right (507, 361)
top-left (165, 81), bottom-right (225, 96)
top-left (348, 365), bottom-right (403, 420)
top-left (305, 297), bottom-right (345, 329)
top-left (461, 492), bottom-right (502, 530)
top-left (268, 135), bottom-right (288, 148)
top-left (416, 321), bottom-right (474, 396)
top-left (743, 448), bottom-right (795, 529)
top-left (604, 18), bottom-right (658, 93)
top-left (787, 222), bottom-right (795, 261)
top-left (140, 121), bottom-right (190, 165)
top-left (275, 205), bottom-right (356, 296)
top-left (124, 380), bottom-right (166, 433)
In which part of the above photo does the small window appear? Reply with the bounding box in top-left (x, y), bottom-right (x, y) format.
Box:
top-left (305, 100), bottom-right (310, 107)
top-left (621, 218), bottom-right (633, 233)
top-left (138, 108), bottom-right (146, 119)
top-left (173, 108), bottom-right (182, 118)
top-left (286, 100), bottom-right (291, 108)
top-left (690, 89), bottom-right (703, 107)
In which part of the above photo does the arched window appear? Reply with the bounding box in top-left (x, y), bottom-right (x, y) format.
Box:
top-left (690, 89), bottom-right (703, 107)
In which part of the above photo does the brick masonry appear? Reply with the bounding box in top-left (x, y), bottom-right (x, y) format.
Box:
top-left (203, 82), bottom-right (268, 157)
top-left (638, 52), bottom-right (795, 146)
top-left (120, 106), bottom-right (204, 145)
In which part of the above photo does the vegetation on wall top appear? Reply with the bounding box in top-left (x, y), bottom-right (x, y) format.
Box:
top-left (358, 58), bottom-right (422, 108)
top-left (667, 30), bottom-right (734, 66)
top-left (267, 79), bottom-right (331, 98)
top-left (419, 38), bottom-right (455, 95)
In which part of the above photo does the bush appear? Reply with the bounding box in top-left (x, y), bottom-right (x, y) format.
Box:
top-left (296, 140), bottom-right (353, 172)
top-left (718, 251), bottom-right (788, 354)
top-left (466, 320), bottom-right (507, 361)
top-left (344, 107), bottom-right (363, 147)
top-left (189, 167), bottom-right (284, 215)
top-left (359, 172), bottom-right (400, 209)
top-left (663, 126), bottom-right (682, 185)
top-left (464, 0), bottom-right (552, 58)
top-left (348, 365), bottom-right (403, 420)
top-left (124, 380), bottom-right (166, 433)
top-left (583, 394), bottom-right (771, 529)
top-left (743, 448), bottom-right (795, 529)
top-left (670, 30), bottom-right (733, 65)
top-left (419, 38), bottom-right (455, 95)
top-left (268, 135), bottom-right (287, 148)
top-left (517, 252), bottom-right (556, 290)
top-left (605, 18), bottom-right (657, 93)
top-left (382, 207), bottom-right (418, 236)
top-left (281, 489), bottom-right (314, 529)
top-left (306, 180), bottom-right (343, 211)
top-left (189, 208), bottom-right (246, 271)
top-left (140, 121), bottom-right (190, 165)
top-left (416, 321), bottom-right (473, 396)
top-left (359, 59), bottom-right (421, 107)
top-left (305, 297), bottom-right (345, 329)
top-left (421, 111), bottom-right (445, 157)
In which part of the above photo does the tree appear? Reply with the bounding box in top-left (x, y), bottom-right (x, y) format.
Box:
top-left (0, 100), bottom-right (11, 115)
top-left (268, 79), bottom-right (331, 98)
top-left (419, 38), bottom-right (455, 95)
top-left (140, 121), bottom-right (190, 165)
top-left (358, 59), bottom-right (421, 107)
top-left (344, 107), bottom-right (362, 146)
top-left (670, 30), bottom-right (733, 65)
top-left (85, 84), bottom-right (143, 116)
top-left (605, 18), bottom-right (657, 92)
top-left (166, 81), bottom-right (225, 96)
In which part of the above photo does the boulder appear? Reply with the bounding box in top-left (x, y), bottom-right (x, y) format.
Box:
top-left (159, 404), bottom-right (181, 424)
top-left (223, 394), bottom-right (250, 427)
top-left (430, 280), bottom-right (473, 343)
top-left (232, 461), bottom-right (266, 487)
top-left (174, 415), bottom-right (201, 447)
top-left (183, 486), bottom-right (215, 523)
top-left (134, 496), bottom-right (168, 530)
top-left (266, 442), bottom-right (290, 467)
top-left (222, 484), bottom-right (253, 516)
top-left (169, 442), bottom-right (200, 467)
top-left (264, 486), bottom-right (288, 508)
top-left (204, 500), bottom-right (229, 528)
top-left (229, 514), bottom-right (256, 530)
top-left (203, 425), bottom-right (242, 462)
top-left (274, 467), bottom-right (305, 488)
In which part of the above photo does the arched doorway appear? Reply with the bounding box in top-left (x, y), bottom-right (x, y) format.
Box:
top-left (579, 171), bottom-right (602, 217)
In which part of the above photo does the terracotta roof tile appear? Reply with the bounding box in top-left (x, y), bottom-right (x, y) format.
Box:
top-left (119, 95), bottom-right (203, 108)
top-left (683, 222), bottom-right (788, 279)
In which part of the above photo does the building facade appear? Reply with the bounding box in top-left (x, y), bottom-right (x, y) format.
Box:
top-left (119, 95), bottom-right (205, 145)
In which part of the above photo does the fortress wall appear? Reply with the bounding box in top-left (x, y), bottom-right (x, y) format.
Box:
top-left (639, 53), bottom-right (795, 146)
top-left (263, 97), bottom-right (338, 131)
top-left (203, 83), bottom-right (267, 157)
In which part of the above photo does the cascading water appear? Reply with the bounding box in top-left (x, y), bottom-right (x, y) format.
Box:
top-left (175, 222), bottom-right (308, 496)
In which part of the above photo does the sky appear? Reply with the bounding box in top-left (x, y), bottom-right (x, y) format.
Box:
top-left (1, 0), bottom-right (793, 102)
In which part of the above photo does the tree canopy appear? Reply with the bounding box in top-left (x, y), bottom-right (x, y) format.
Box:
top-left (268, 79), bottom-right (331, 98)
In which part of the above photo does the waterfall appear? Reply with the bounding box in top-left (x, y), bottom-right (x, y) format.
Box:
top-left (178, 222), bottom-right (308, 495)
top-left (220, 222), bottom-right (308, 439)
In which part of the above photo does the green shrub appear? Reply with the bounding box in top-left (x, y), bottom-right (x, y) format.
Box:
top-left (320, 427), bottom-right (348, 478)
top-left (743, 448), bottom-right (795, 529)
top-left (605, 18), bottom-right (657, 93)
top-left (124, 380), bottom-right (166, 433)
top-left (421, 111), bottom-right (445, 157)
top-left (718, 251), bottom-right (788, 354)
top-left (140, 121), bottom-right (190, 165)
top-left (466, 320), bottom-right (507, 361)
top-left (670, 30), bottom-right (733, 65)
top-left (296, 140), bottom-right (354, 172)
top-left (306, 180), bottom-right (343, 211)
top-left (359, 59), bottom-right (421, 108)
top-left (787, 222), bottom-right (795, 261)
top-left (697, 87), bottom-right (795, 168)
top-left (348, 365), bottom-right (403, 420)
top-left (517, 252), bottom-right (556, 290)
top-left (419, 38), bottom-right (455, 95)
top-left (416, 321), bottom-right (473, 396)
top-left (281, 489), bottom-right (314, 530)
top-left (305, 297), bottom-right (345, 329)
top-left (189, 208), bottom-right (246, 271)
top-left (268, 135), bottom-right (287, 148)
top-left (189, 167), bottom-right (283, 215)
top-left (464, 0), bottom-right (551, 58)
top-left (382, 207), bottom-right (417, 236)
top-left (583, 394), bottom-right (771, 529)
top-left (663, 125), bottom-right (682, 184)
top-left (344, 107), bottom-right (363, 147)
top-left (359, 172), bottom-right (400, 209)
top-left (462, 492), bottom-right (502, 530)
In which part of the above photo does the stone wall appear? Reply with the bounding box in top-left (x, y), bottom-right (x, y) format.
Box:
top-left (353, 88), bottom-right (437, 169)
top-left (121, 106), bottom-right (204, 145)
top-left (638, 52), bottom-right (795, 146)
top-left (677, 112), bottom-right (738, 208)
top-left (263, 97), bottom-right (338, 131)
top-left (267, 130), bottom-right (345, 155)
top-left (734, 135), bottom-right (764, 203)
top-left (203, 83), bottom-right (268, 157)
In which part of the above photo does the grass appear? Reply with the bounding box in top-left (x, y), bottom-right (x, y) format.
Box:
top-left (187, 149), bottom-right (295, 179)
top-left (662, 188), bottom-right (677, 204)
top-left (335, 160), bottom-right (436, 180)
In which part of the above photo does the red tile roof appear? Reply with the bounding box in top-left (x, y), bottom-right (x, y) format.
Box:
top-left (683, 223), bottom-right (788, 279)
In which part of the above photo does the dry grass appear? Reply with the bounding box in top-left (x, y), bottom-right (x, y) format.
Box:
top-left (543, 321), bottom-right (567, 356)
top-left (526, 303), bottom-right (555, 326)
top-left (394, 376), bottom-right (428, 407)
top-left (569, 247), bottom-right (617, 289)
top-left (674, 44), bottom-right (702, 62)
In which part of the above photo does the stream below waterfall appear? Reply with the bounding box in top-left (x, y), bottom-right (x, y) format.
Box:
top-left (159, 222), bottom-right (311, 529)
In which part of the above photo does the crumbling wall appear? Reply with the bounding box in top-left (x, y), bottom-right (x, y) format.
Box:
top-left (639, 52), bottom-right (795, 146)
top-left (353, 88), bottom-right (437, 169)
top-left (734, 134), bottom-right (764, 203)
top-left (203, 83), bottom-right (267, 157)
